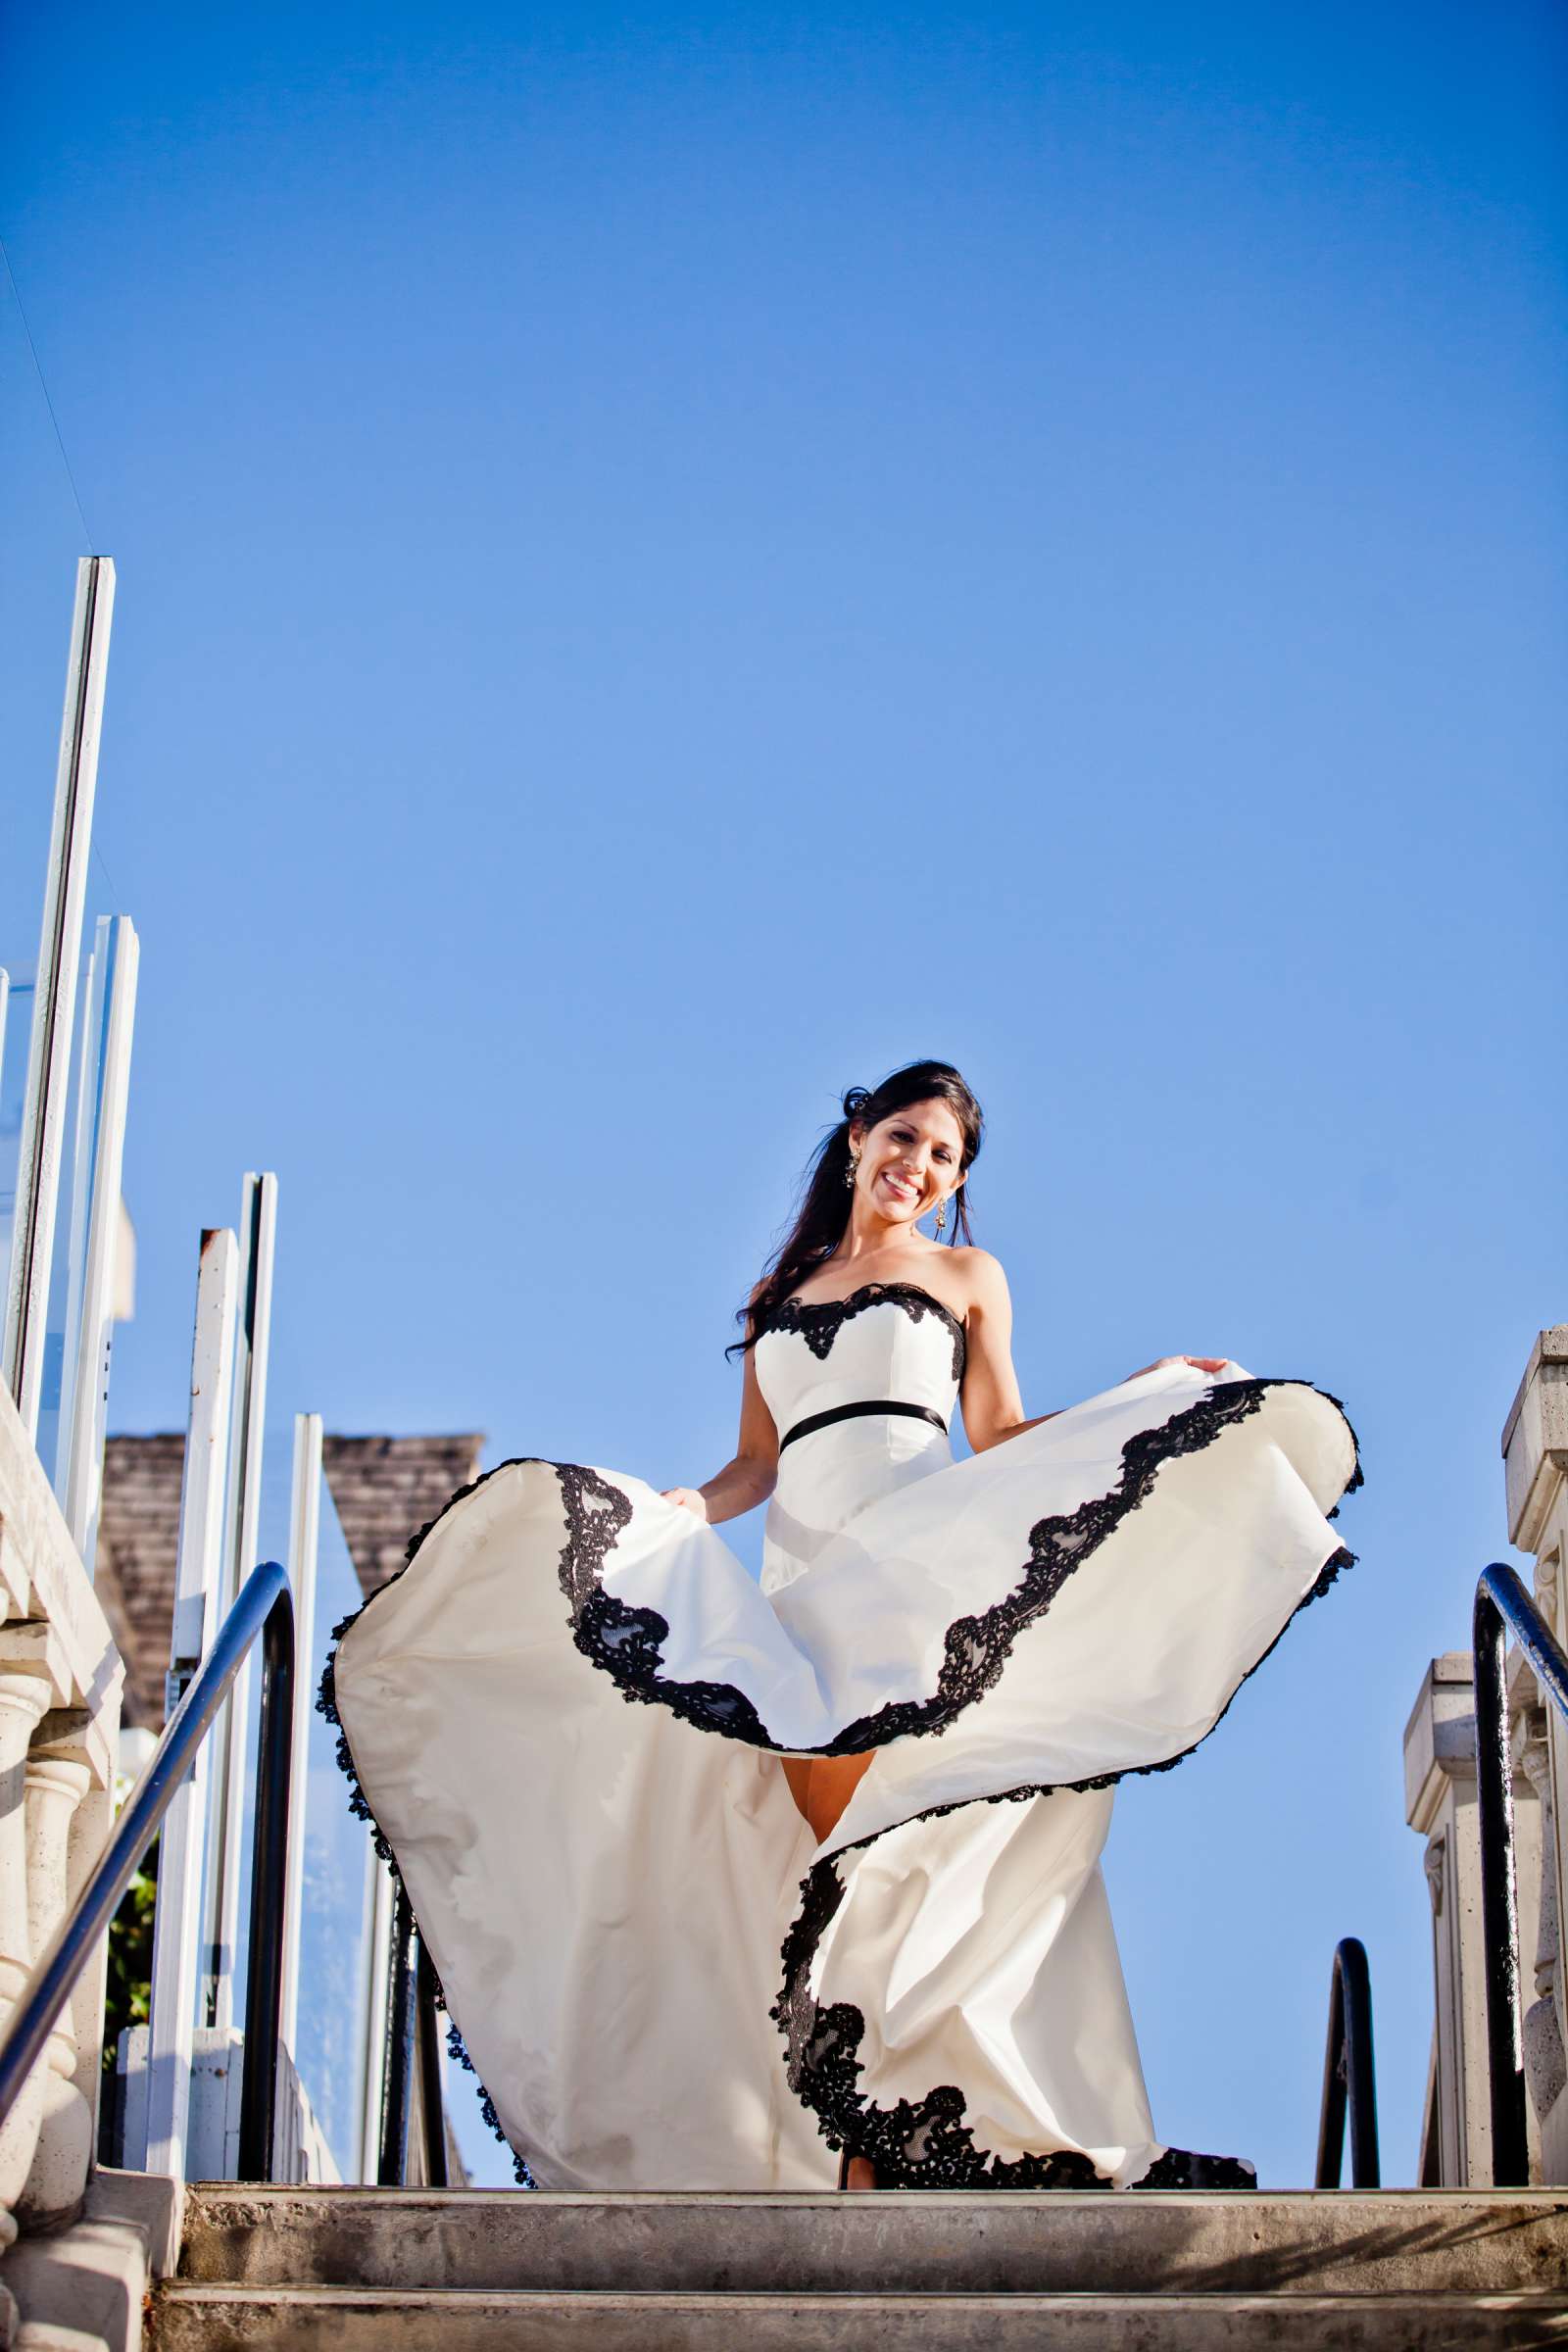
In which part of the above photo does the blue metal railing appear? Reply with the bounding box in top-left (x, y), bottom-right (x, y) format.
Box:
top-left (1473, 1559), bottom-right (1568, 2189)
top-left (1314, 1936), bottom-right (1379, 2186)
top-left (0, 1560), bottom-right (294, 2180)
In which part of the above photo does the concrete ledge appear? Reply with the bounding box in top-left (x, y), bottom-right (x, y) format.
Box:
top-left (2, 2170), bottom-right (183, 2352)
top-left (181, 2183), bottom-right (1568, 2298)
top-left (151, 2283), bottom-right (1568, 2352)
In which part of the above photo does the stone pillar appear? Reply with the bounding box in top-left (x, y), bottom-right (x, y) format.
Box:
top-left (1514, 1673), bottom-right (1567, 2141)
top-left (0, 1670), bottom-right (58, 2251)
top-left (1502, 1324), bottom-right (1568, 2182)
top-left (1403, 1651), bottom-right (1544, 2185)
top-left (15, 1749), bottom-right (92, 2231)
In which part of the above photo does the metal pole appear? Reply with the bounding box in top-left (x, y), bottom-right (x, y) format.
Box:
top-left (377, 1885), bottom-right (416, 2185)
top-left (357, 1856), bottom-right (395, 2183)
top-left (61, 916), bottom-right (138, 1570)
top-left (138, 1227), bottom-right (239, 2177)
top-left (1342, 1939), bottom-right (1380, 2188)
top-left (415, 1938), bottom-right (448, 2188)
top-left (278, 1413), bottom-right (321, 2059)
top-left (45, 920), bottom-right (107, 1493)
top-left (205, 1172), bottom-right (277, 2033)
top-left (3, 556), bottom-right (116, 1434)
top-left (1315, 1959), bottom-right (1347, 2188)
top-left (237, 1588), bottom-right (294, 2180)
top-left (1314, 1937), bottom-right (1379, 2188)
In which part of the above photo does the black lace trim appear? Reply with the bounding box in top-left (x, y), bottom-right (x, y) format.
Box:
top-left (557, 1464), bottom-right (779, 1744)
top-left (562, 1378), bottom-right (1331, 1760)
top-left (771, 1843), bottom-right (1254, 2188)
top-left (770, 1529), bottom-right (1357, 2185)
top-left (320, 1373), bottom-right (1361, 2188)
top-left (773, 1838), bottom-right (1269, 2187)
top-left (761, 1281), bottom-right (967, 1386)
top-left (1134, 2146), bottom-right (1257, 2190)
top-left (317, 1463), bottom-right (542, 2188)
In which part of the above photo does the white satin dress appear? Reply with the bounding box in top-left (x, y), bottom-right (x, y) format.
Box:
top-left (322, 1281), bottom-right (1360, 2191)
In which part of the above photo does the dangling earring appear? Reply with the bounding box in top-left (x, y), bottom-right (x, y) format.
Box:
top-left (846, 1152), bottom-right (860, 1191)
top-left (934, 1197), bottom-right (948, 1237)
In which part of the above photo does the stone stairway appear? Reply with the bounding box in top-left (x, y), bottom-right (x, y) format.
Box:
top-left (149, 2184), bottom-right (1568, 2348)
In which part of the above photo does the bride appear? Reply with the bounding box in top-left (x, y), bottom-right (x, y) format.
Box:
top-left (322, 1058), bottom-right (1360, 2192)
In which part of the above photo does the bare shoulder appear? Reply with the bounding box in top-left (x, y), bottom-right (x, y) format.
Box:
top-left (946, 1246), bottom-right (1011, 1315)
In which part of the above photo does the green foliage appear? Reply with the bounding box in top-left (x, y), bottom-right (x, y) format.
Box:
top-left (101, 1833), bottom-right (158, 2071)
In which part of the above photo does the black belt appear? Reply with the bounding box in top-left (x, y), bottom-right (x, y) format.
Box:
top-left (778, 1398), bottom-right (949, 1455)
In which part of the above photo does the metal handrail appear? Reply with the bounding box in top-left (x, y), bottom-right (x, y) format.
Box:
top-left (0, 1559), bottom-right (294, 2180)
top-left (1314, 1936), bottom-right (1380, 2186)
top-left (1474, 1560), bottom-right (1568, 2188)
top-left (415, 1939), bottom-right (449, 2188)
top-left (376, 1885), bottom-right (447, 2186)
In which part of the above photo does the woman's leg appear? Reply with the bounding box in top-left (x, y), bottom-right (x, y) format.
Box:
top-left (782, 1750), bottom-right (879, 2187)
top-left (781, 1750), bottom-right (875, 1845)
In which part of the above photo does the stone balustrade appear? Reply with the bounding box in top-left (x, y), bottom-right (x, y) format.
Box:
top-left (1501, 1325), bottom-right (1568, 2182)
top-left (1405, 1325), bottom-right (1568, 2187)
top-left (0, 1371), bottom-right (124, 2261)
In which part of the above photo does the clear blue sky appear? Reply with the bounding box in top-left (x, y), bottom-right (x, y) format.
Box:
top-left (3, 0), bottom-right (1565, 2189)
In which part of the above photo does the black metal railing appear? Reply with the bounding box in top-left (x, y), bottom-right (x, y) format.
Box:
top-left (1474, 1559), bottom-right (1568, 2189)
top-left (377, 1884), bottom-right (448, 2187)
top-left (0, 1560), bottom-right (294, 2180)
top-left (1315, 1936), bottom-right (1379, 2186)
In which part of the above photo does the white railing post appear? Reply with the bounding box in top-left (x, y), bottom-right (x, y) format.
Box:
top-left (2, 558), bottom-right (116, 1438)
top-left (135, 1229), bottom-right (238, 2179)
top-left (358, 1859), bottom-right (395, 2183)
top-left (202, 1173), bottom-right (275, 2040)
top-left (60, 916), bottom-right (138, 1574)
top-left (278, 1414), bottom-right (321, 2064)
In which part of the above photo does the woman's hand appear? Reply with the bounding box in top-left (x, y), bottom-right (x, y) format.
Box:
top-left (661, 1486), bottom-right (710, 1520)
top-left (1126, 1355), bottom-right (1229, 1382)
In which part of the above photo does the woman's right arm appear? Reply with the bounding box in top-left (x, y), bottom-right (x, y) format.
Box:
top-left (661, 1345), bottom-right (779, 1525)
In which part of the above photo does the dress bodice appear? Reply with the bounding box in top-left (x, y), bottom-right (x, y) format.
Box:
top-left (754, 1283), bottom-right (966, 1435)
top-left (755, 1286), bottom-right (967, 1597)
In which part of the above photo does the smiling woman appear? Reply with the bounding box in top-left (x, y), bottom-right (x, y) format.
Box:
top-left (321, 1057), bottom-right (1360, 2193)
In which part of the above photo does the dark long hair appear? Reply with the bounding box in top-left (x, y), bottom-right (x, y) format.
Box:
top-left (730, 1059), bottom-right (985, 1355)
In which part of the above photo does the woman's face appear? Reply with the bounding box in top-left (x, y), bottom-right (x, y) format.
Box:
top-left (852, 1098), bottom-right (966, 1230)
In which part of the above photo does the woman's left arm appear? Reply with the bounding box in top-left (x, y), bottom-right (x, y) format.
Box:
top-left (959, 1253), bottom-right (1229, 1452)
top-left (956, 1253), bottom-right (1058, 1454)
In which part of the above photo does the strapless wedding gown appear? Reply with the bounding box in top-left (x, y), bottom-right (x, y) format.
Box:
top-left (321, 1283), bottom-right (1360, 2191)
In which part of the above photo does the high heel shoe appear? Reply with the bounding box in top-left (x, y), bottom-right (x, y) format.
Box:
top-left (837, 2146), bottom-right (883, 2190)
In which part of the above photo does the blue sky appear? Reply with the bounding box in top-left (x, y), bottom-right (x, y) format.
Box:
top-left (3, 0), bottom-right (1565, 2187)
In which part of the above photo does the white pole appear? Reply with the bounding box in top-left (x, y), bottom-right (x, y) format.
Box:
top-left (2, 556), bottom-right (116, 1435)
top-left (358, 1858), bottom-right (396, 2183)
top-left (204, 1172), bottom-right (277, 2035)
top-left (62, 917), bottom-right (138, 1570)
top-left (278, 1412), bottom-right (321, 2060)
top-left (48, 921), bottom-right (107, 1493)
top-left (137, 1226), bottom-right (239, 2179)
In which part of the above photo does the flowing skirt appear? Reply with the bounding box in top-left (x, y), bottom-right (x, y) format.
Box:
top-left (321, 1361), bottom-right (1359, 2188)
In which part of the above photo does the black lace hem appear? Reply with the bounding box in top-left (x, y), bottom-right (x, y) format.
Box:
top-left (319, 1371), bottom-right (1361, 2188)
top-left (761, 1281), bottom-right (967, 1385)
top-left (770, 1534), bottom-right (1357, 2184)
top-left (560, 1377), bottom-right (1352, 1759)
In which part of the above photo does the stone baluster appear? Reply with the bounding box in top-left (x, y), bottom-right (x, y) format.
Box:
top-left (1512, 1671), bottom-right (1567, 2138)
top-left (0, 1666), bottom-right (59, 2252)
top-left (15, 1745), bottom-right (92, 2232)
top-left (1403, 1650), bottom-right (1544, 2185)
top-left (1502, 1326), bottom-right (1568, 2183)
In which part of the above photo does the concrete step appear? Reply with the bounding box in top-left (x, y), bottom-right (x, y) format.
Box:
top-left (149, 2283), bottom-right (1568, 2351)
top-left (179, 2186), bottom-right (1568, 2299)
